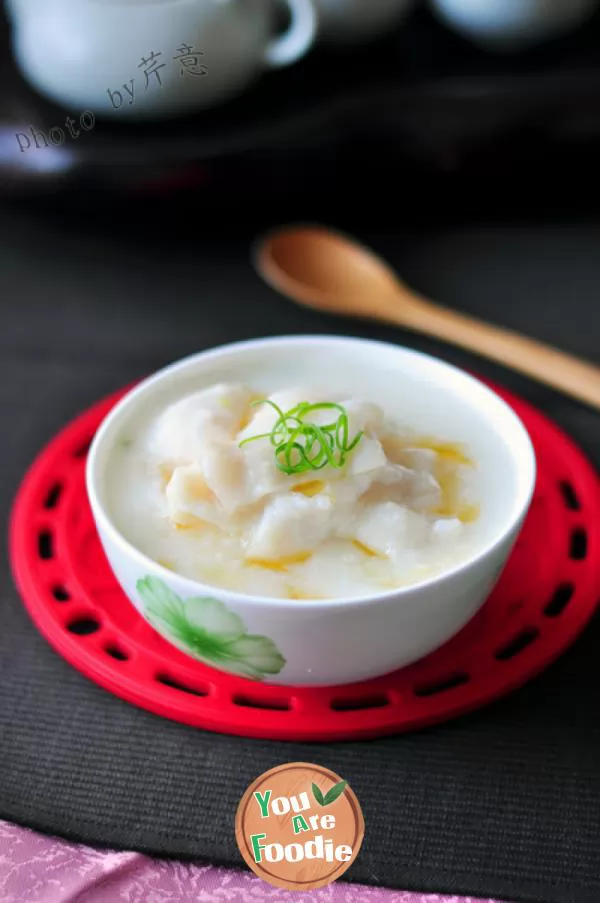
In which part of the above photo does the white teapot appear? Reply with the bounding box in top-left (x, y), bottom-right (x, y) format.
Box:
top-left (429, 0), bottom-right (600, 51)
top-left (7, 0), bottom-right (318, 118)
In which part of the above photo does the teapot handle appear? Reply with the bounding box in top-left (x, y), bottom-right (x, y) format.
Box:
top-left (263, 0), bottom-right (318, 68)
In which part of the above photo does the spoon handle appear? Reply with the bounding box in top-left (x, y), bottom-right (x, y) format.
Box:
top-left (396, 295), bottom-right (600, 410)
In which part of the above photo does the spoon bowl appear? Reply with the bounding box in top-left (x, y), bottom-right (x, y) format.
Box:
top-left (257, 225), bottom-right (408, 318)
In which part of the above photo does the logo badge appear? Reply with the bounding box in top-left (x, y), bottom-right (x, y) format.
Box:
top-left (235, 761), bottom-right (364, 891)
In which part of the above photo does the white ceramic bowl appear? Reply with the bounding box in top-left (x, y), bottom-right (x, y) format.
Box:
top-left (86, 336), bottom-right (536, 687)
top-left (429, 0), bottom-right (599, 51)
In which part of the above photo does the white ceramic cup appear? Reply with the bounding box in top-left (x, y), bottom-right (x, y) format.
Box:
top-left (7, 0), bottom-right (318, 118)
top-left (86, 336), bottom-right (536, 687)
top-left (429, 0), bottom-right (600, 51)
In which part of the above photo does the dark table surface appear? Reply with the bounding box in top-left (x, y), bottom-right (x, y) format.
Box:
top-left (2, 199), bottom-right (600, 903)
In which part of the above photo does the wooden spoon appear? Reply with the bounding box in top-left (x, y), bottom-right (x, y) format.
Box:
top-left (255, 224), bottom-right (600, 410)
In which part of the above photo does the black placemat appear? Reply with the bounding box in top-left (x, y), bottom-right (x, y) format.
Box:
top-left (2, 204), bottom-right (600, 903)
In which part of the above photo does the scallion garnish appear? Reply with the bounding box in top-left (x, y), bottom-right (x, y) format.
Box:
top-left (239, 400), bottom-right (363, 475)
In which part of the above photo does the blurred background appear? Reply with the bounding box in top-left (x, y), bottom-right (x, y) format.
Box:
top-left (2, 0), bottom-right (600, 224)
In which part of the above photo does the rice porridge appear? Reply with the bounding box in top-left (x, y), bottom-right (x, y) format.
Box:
top-left (107, 383), bottom-right (481, 599)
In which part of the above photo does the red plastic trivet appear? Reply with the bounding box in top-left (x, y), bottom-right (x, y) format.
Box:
top-left (9, 384), bottom-right (600, 741)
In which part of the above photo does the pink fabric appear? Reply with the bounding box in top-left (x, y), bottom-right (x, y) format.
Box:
top-left (0, 820), bottom-right (507, 903)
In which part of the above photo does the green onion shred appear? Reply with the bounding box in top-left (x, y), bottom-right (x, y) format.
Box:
top-left (239, 400), bottom-right (363, 475)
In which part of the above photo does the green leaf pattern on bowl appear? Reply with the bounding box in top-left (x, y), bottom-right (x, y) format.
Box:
top-left (136, 576), bottom-right (286, 681)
